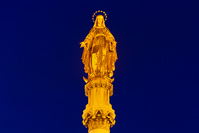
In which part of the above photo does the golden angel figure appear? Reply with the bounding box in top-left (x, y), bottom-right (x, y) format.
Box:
top-left (80, 14), bottom-right (117, 83)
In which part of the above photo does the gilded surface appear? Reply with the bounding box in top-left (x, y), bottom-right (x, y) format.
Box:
top-left (81, 11), bottom-right (117, 133)
top-left (80, 15), bottom-right (117, 83)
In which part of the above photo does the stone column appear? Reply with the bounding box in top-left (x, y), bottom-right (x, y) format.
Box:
top-left (82, 78), bottom-right (116, 133)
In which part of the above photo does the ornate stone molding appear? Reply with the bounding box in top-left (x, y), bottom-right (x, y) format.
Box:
top-left (84, 78), bottom-right (113, 97)
top-left (83, 109), bottom-right (115, 132)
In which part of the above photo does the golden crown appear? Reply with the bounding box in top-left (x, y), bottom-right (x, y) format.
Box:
top-left (92, 10), bottom-right (107, 22)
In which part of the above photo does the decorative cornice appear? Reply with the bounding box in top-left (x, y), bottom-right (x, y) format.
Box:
top-left (84, 78), bottom-right (113, 97)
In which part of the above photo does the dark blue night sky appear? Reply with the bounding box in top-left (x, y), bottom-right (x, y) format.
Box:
top-left (0, 0), bottom-right (198, 133)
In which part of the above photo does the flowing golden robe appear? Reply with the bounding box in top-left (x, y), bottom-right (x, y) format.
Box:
top-left (81, 26), bottom-right (117, 81)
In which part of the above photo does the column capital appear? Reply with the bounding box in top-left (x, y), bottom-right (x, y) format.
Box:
top-left (84, 78), bottom-right (113, 97)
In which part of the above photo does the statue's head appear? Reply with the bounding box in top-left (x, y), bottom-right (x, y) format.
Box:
top-left (94, 15), bottom-right (106, 28)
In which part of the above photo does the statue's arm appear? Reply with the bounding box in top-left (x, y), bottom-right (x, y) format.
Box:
top-left (105, 27), bottom-right (117, 51)
top-left (80, 28), bottom-right (94, 49)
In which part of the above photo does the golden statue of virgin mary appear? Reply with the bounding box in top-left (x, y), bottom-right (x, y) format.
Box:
top-left (80, 12), bottom-right (117, 83)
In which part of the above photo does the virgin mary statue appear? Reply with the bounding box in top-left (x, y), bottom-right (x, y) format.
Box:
top-left (80, 14), bottom-right (117, 83)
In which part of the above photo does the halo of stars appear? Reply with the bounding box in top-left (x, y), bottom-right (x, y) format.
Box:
top-left (92, 10), bottom-right (107, 22)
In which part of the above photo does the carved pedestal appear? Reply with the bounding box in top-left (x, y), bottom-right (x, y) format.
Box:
top-left (82, 78), bottom-right (116, 133)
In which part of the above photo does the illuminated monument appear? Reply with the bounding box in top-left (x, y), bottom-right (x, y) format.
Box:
top-left (80, 10), bottom-right (117, 133)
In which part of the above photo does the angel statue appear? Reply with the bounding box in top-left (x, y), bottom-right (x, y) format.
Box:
top-left (80, 11), bottom-right (117, 83)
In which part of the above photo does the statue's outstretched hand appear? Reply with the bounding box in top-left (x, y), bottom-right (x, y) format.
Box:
top-left (80, 42), bottom-right (86, 48)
